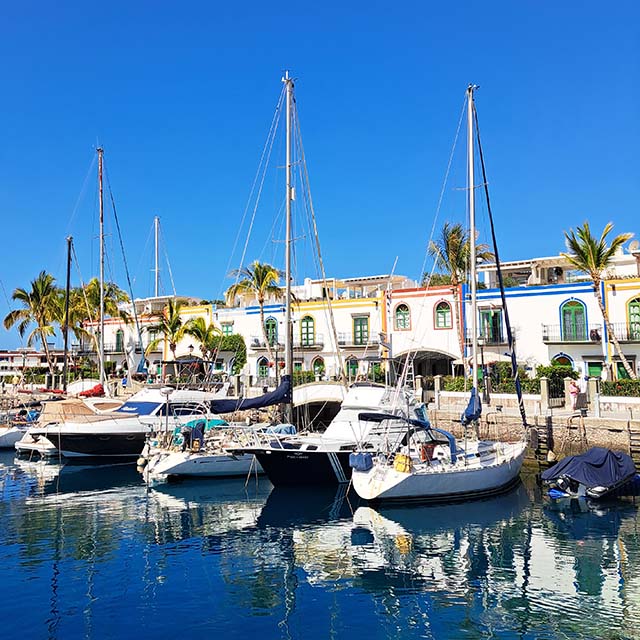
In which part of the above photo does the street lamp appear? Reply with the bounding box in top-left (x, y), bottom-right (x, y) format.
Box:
top-left (478, 336), bottom-right (490, 404)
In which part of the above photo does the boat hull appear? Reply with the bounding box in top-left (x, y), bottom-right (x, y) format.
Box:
top-left (0, 426), bottom-right (26, 449)
top-left (251, 448), bottom-right (353, 485)
top-left (45, 432), bottom-right (147, 458)
top-left (145, 451), bottom-right (262, 482)
top-left (352, 442), bottom-right (528, 503)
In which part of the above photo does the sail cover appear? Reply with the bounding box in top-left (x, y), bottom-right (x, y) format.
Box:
top-left (460, 387), bottom-right (482, 425)
top-left (542, 447), bottom-right (636, 489)
top-left (211, 375), bottom-right (292, 414)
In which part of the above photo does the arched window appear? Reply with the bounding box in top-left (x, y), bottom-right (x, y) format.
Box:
top-left (435, 301), bottom-right (452, 329)
top-left (312, 357), bottom-right (325, 377)
top-left (345, 357), bottom-right (358, 381)
top-left (394, 304), bottom-right (410, 330)
top-left (257, 357), bottom-right (269, 378)
top-left (115, 329), bottom-right (124, 352)
top-left (264, 318), bottom-right (278, 346)
top-left (561, 300), bottom-right (586, 341)
top-left (551, 353), bottom-right (573, 367)
top-left (301, 316), bottom-right (315, 346)
top-left (629, 297), bottom-right (640, 340)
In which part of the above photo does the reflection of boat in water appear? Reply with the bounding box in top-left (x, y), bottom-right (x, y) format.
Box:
top-left (13, 458), bottom-right (142, 498)
top-left (256, 483), bottom-right (355, 529)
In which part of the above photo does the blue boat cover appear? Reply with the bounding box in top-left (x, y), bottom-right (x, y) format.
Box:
top-left (265, 424), bottom-right (296, 435)
top-left (460, 387), bottom-right (482, 425)
top-left (211, 375), bottom-right (292, 414)
top-left (349, 452), bottom-right (373, 472)
top-left (542, 447), bottom-right (636, 489)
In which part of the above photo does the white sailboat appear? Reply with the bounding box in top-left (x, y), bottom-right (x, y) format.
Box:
top-left (350, 85), bottom-right (528, 503)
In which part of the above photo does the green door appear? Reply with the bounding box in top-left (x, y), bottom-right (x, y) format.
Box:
top-left (629, 298), bottom-right (640, 340)
top-left (617, 362), bottom-right (632, 379)
top-left (587, 362), bottom-right (603, 378)
top-left (562, 301), bottom-right (586, 341)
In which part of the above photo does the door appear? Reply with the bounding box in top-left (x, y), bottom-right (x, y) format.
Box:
top-left (562, 301), bottom-right (586, 341)
top-left (629, 298), bottom-right (640, 340)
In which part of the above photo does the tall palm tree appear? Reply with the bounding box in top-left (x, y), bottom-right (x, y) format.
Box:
top-left (67, 278), bottom-right (131, 354)
top-left (3, 271), bottom-right (60, 375)
top-left (225, 261), bottom-right (283, 363)
top-left (183, 317), bottom-right (223, 360)
top-left (427, 222), bottom-right (494, 369)
top-left (562, 221), bottom-right (635, 379)
top-left (145, 298), bottom-right (187, 361)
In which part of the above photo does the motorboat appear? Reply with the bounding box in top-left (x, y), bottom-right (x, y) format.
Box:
top-left (28, 386), bottom-right (228, 460)
top-left (542, 447), bottom-right (638, 500)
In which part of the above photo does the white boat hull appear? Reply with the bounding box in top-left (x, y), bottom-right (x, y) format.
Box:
top-left (0, 426), bottom-right (27, 449)
top-left (352, 441), bottom-right (528, 502)
top-left (145, 450), bottom-right (263, 483)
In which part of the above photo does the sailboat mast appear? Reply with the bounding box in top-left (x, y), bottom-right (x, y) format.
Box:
top-left (97, 147), bottom-right (106, 389)
top-left (62, 236), bottom-right (73, 393)
top-left (154, 215), bottom-right (160, 297)
top-left (283, 71), bottom-right (294, 395)
top-left (467, 85), bottom-right (478, 390)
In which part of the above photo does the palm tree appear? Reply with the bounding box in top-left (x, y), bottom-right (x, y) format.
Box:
top-left (3, 271), bottom-right (60, 375)
top-left (562, 221), bottom-right (635, 379)
top-left (66, 278), bottom-right (131, 355)
top-left (427, 222), bottom-right (494, 370)
top-left (145, 298), bottom-right (187, 361)
top-left (183, 317), bottom-right (223, 360)
top-left (225, 261), bottom-right (284, 363)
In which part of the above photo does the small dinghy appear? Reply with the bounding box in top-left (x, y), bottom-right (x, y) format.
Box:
top-left (542, 447), bottom-right (637, 499)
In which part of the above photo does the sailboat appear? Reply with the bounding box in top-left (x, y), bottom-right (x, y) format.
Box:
top-left (350, 85), bottom-right (528, 502)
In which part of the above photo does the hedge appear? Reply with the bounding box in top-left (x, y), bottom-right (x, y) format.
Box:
top-left (601, 379), bottom-right (640, 397)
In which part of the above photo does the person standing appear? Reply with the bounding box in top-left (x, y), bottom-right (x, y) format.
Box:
top-left (569, 379), bottom-right (580, 411)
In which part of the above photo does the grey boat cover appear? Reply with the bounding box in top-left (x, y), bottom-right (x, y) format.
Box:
top-left (542, 447), bottom-right (636, 489)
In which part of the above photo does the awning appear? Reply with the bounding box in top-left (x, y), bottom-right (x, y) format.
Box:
top-left (452, 351), bottom-right (513, 366)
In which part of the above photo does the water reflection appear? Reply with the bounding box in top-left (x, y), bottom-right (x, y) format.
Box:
top-left (1, 454), bottom-right (639, 640)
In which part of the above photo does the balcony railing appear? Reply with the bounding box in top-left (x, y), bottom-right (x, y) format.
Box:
top-left (608, 322), bottom-right (640, 342)
top-left (465, 330), bottom-right (511, 346)
top-left (250, 335), bottom-right (325, 350)
top-left (541, 324), bottom-right (602, 343)
top-left (337, 332), bottom-right (379, 348)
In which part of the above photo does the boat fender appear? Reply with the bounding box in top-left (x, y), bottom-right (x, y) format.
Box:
top-left (547, 450), bottom-right (557, 463)
top-left (137, 457), bottom-right (147, 467)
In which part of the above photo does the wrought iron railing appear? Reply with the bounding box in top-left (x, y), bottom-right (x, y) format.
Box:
top-left (608, 322), bottom-right (640, 342)
top-left (541, 324), bottom-right (602, 343)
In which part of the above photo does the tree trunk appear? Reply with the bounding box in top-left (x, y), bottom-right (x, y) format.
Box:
top-left (39, 329), bottom-right (56, 377)
top-left (259, 302), bottom-right (275, 364)
top-left (594, 286), bottom-right (636, 379)
top-left (452, 285), bottom-right (467, 376)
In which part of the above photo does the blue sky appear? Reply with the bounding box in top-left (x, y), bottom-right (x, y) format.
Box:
top-left (1, 1), bottom-right (638, 348)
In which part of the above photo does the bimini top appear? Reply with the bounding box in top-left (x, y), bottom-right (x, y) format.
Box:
top-left (542, 447), bottom-right (636, 489)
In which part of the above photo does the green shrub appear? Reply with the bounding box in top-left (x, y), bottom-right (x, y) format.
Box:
top-left (536, 364), bottom-right (578, 381)
top-left (601, 379), bottom-right (640, 397)
top-left (293, 371), bottom-right (316, 386)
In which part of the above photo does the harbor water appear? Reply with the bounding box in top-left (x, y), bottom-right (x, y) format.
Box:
top-left (1, 451), bottom-right (638, 640)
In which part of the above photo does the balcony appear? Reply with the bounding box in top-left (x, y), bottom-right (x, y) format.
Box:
top-left (250, 335), bottom-right (325, 350)
top-left (465, 330), bottom-right (511, 346)
top-left (541, 324), bottom-right (602, 344)
top-left (337, 332), bottom-right (379, 348)
top-left (608, 322), bottom-right (640, 343)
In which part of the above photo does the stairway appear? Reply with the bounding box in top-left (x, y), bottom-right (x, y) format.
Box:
top-left (629, 421), bottom-right (640, 465)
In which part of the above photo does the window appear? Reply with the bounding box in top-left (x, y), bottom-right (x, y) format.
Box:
top-left (345, 357), bottom-right (358, 380)
top-left (312, 357), bottom-right (325, 376)
top-left (480, 309), bottom-right (503, 343)
top-left (617, 362), bottom-right (634, 380)
top-left (115, 329), bottom-right (124, 352)
top-left (265, 318), bottom-right (278, 346)
top-left (257, 357), bottom-right (269, 378)
top-left (552, 354), bottom-right (573, 367)
top-left (629, 298), bottom-right (640, 340)
top-left (561, 300), bottom-right (586, 341)
top-left (435, 301), bottom-right (452, 329)
top-left (221, 323), bottom-right (233, 336)
top-left (587, 361), bottom-right (603, 378)
top-left (353, 317), bottom-right (369, 346)
top-left (301, 316), bottom-right (315, 346)
top-left (394, 304), bottom-right (410, 330)
top-left (293, 361), bottom-right (303, 373)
